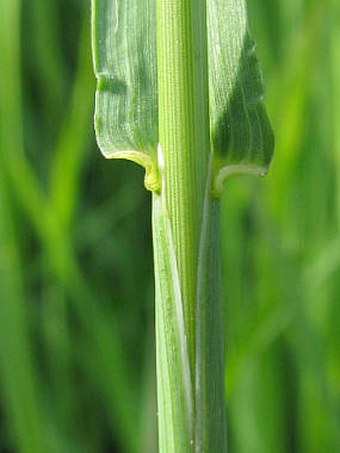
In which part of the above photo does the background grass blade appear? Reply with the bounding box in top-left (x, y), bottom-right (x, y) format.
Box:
top-left (0, 182), bottom-right (46, 453)
top-left (0, 1), bottom-right (46, 448)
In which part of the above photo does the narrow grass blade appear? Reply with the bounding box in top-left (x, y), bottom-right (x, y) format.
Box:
top-left (0, 1), bottom-right (46, 449)
top-left (0, 183), bottom-right (46, 453)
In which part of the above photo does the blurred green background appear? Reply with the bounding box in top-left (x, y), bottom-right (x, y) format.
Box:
top-left (0, 0), bottom-right (339, 451)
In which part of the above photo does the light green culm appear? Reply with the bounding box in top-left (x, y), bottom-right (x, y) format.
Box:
top-left (92, 0), bottom-right (274, 451)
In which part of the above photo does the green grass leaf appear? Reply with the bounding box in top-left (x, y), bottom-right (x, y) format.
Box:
top-left (92, 0), bottom-right (274, 194)
top-left (92, 0), bottom-right (159, 190)
top-left (208, 0), bottom-right (274, 194)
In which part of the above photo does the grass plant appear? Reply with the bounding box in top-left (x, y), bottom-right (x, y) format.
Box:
top-left (92, 0), bottom-right (273, 450)
top-left (0, 0), bottom-right (339, 452)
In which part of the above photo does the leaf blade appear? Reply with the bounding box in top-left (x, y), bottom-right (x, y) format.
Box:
top-left (92, 0), bottom-right (159, 190)
top-left (92, 0), bottom-right (274, 194)
top-left (208, 0), bottom-right (274, 194)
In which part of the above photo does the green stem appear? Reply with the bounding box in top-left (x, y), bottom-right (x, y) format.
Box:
top-left (154, 0), bottom-right (227, 450)
top-left (156, 0), bottom-right (210, 359)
